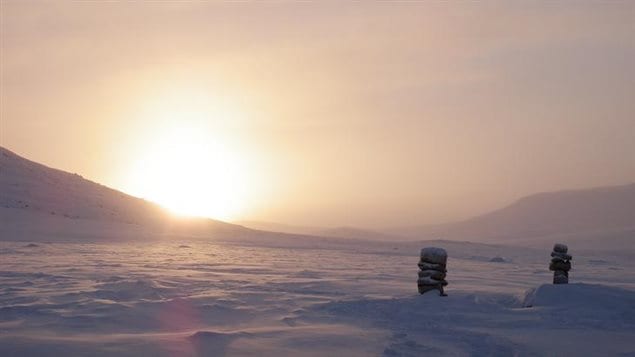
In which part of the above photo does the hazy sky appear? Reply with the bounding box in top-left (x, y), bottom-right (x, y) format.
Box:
top-left (2, 2), bottom-right (634, 228)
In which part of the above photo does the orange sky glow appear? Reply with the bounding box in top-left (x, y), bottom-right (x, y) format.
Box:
top-left (1, 2), bottom-right (634, 227)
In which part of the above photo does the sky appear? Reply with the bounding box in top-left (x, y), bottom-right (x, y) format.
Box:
top-left (1, 1), bottom-right (634, 228)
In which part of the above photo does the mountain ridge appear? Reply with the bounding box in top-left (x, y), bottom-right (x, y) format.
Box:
top-left (2, 145), bottom-right (633, 249)
top-left (387, 182), bottom-right (635, 245)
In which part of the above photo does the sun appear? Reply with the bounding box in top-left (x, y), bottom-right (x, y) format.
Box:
top-left (119, 85), bottom-right (255, 222)
top-left (116, 82), bottom-right (269, 222)
top-left (124, 125), bottom-right (249, 221)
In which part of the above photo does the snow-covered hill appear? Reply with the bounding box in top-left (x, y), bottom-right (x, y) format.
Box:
top-left (0, 146), bottom-right (246, 241)
top-left (389, 183), bottom-right (635, 249)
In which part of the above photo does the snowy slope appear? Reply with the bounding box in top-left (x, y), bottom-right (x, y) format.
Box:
top-left (389, 183), bottom-right (635, 248)
top-left (0, 146), bottom-right (247, 241)
top-left (0, 146), bottom-right (180, 224)
top-left (0, 147), bottom-right (402, 245)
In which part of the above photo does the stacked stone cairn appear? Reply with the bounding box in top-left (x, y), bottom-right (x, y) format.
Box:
top-left (417, 247), bottom-right (448, 296)
top-left (549, 243), bottom-right (572, 284)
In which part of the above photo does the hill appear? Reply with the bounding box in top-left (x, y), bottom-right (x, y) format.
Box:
top-left (0, 146), bottom-right (247, 241)
top-left (389, 183), bottom-right (635, 248)
top-left (0, 146), bottom-right (408, 247)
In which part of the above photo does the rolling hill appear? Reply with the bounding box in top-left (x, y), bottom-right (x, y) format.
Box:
top-left (2, 145), bottom-right (633, 250)
top-left (0, 146), bottom-right (247, 241)
top-left (388, 183), bottom-right (635, 247)
top-left (0, 146), bottom-right (403, 248)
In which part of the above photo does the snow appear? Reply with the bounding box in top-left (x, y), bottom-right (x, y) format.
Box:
top-left (1, 239), bottom-right (634, 356)
top-left (419, 247), bottom-right (447, 261)
top-left (0, 147), bottom-right (243, 242)
top-left (2, 147), bottom-right (635, 355)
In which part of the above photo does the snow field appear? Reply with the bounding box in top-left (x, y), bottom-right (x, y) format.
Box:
top-left (1, 240), bottom-right (634, 356)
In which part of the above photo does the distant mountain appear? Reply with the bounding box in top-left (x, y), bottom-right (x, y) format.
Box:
top-left (3, 145), bottom-right (633, 250)
top-left (0, 146), bottom-right (247, 241)
top-left (234, 220), bottom-right (321, 236)
top-left (388, 183), bottom-right (635, 247)
top-left (235, 221), bottom-right (400, 241)
top-left (315, 226), bottom-right (402, 241)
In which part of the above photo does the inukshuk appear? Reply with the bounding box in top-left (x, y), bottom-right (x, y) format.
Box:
top-left (549, 243), bottom-right (572, 284)
top-left (417, 247), bottom-right (448, 296)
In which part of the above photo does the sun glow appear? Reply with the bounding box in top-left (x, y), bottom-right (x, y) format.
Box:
top-left (123, 89), bottom-right (252, 221)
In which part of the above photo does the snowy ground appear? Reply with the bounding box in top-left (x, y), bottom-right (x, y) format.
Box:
top-left (1, 239), bottom-right (634, 356)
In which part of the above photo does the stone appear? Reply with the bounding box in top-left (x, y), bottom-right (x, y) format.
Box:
top-left (417, 261), bottom-right (447, 272)
top-left (418, 285), bottom-right (443, 295)
top-left (550, 243), bottom-right (572, 285)
top-left (417, 277), bottom-right (448, 286)
top-left (551, 251), bottom-right (573, 260)
top-left (553, 243), bottom-right (568, 254)
top-left (549, 260), bottom-right (572, 271)
top-left (420, 247), bottom-right (448, 265)
top-left (418, 270), bottom-right (446, 280)
top-left (418, 247), bottom-right (449, 296)
top-left (553, 270), bottom-right (569, 284)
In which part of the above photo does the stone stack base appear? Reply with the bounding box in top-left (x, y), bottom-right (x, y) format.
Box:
top-left (549, 243), bottom-right (572, 285)
top-left (417, 247), bottom-right (448, 295)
